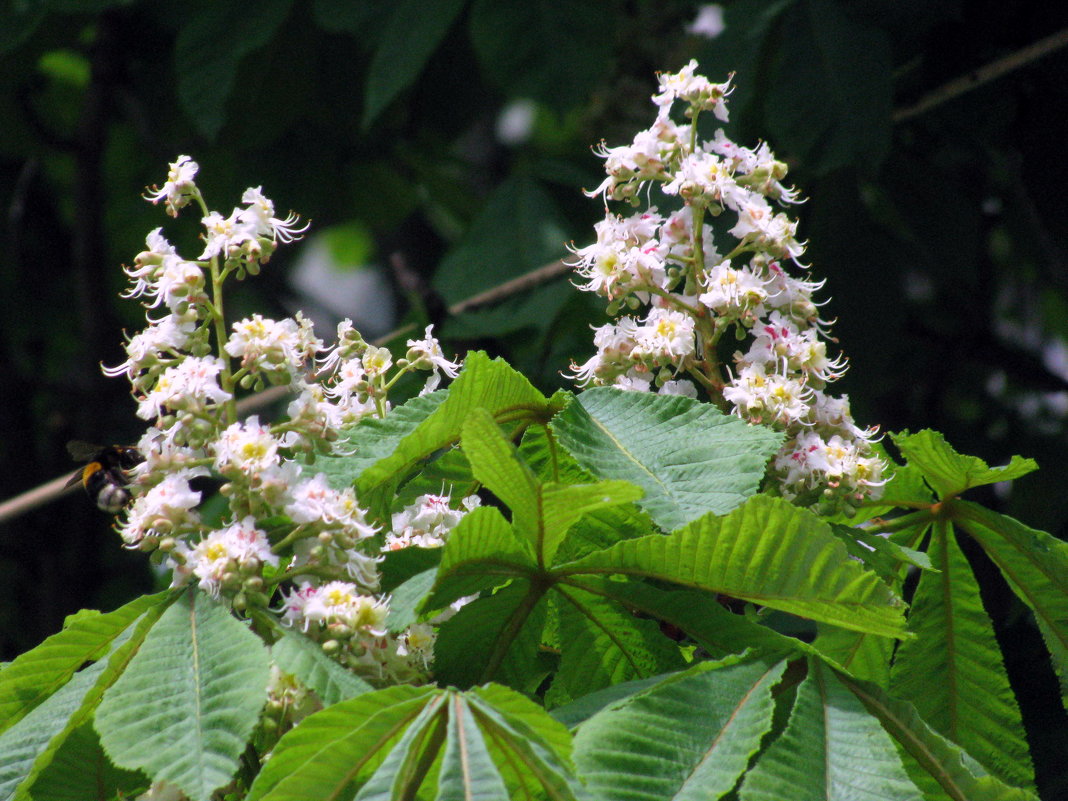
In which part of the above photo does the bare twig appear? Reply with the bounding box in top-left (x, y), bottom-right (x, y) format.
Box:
top-left (894, 27), bottom-right (1068, 123)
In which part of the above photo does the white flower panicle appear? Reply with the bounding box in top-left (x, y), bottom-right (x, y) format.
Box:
top-left (386, 492), bottom-right (481, 551)
top-left (101, 158), bottom-right (468, 687)
top-left (569, 62), bottom-right (885, 514)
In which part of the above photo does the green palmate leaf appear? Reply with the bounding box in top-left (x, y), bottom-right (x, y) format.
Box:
top-left (436, 695), bottom-right (510, 801)
top-left (890, 520), bottom-right (1033, 789)
top-left (551, 387), bottom-right (782, 532)
top-left (175, 0), bottom-right (294, 138)
top-left (552, 585), bottom-right (687, 701)
top-left (0, 591), bottom-right (172, 734)
top-left (379, 544), bottom-right (442, 593)
top-left (466, 686), bottom-right (582, 800)
top-left (0, 656), bottom-right (112, 801)
top-left (393, 445), bottom-right (476, 510)
top-left (462, 408), bottom-right (540, 538)
top-left (21, 720), bottom-right (145, 801)
top-left (428, 505), bottom-right (535, 610)
top-left (519, 417), bottom-right (595, 486)
top-left (841, 673), bottom-right (1040, 801)
top-left (249, 685), bottom-right (579, 801)
top-left (0, 599), bottom-right (165, 801)
top-left (95, 591), bottom-right (271, 801)
top-left (247, 685), bottom-right (439, 801)
top-left (573, 656), bottom-right (787, 801)
top-left (433, 581), bottom-right (548, 691)
top-left (353, 696), bottom-right (447, 800)
top-left (561, 495), bottom-right (907, 637)
top-left (830, 523), bottom-right (933, 583)
top-left (385, 567), bottom-right (438, 632)
top-left (318, 390), bottom-right (447, 492)
top-left (740, 660), bottom-right (921, 801)
top-left (577, 577), bottom-right (807, 663)
top-left (270, 628), bottom-right (373, 708)
top-left (540, 481), bottom-right (644, 567)
top-left (552, 501), bottom-right (655, 565)
top-left (470, 683), bottom-right (575, 770)
top-left (892, 430), bottom-right (1038, 499)
top-left (362, 0), bottom-right (467, 127)
top-left (952, 500), bottom-right (1068, 713)
top-left (464, 406), bottom-right (643, 564)
top-left (0, 594), bottom-right (170, 800)
top-left (355, 353), bottom-right (553, 517)
top-left (812, 623), bottom-right (894, 686)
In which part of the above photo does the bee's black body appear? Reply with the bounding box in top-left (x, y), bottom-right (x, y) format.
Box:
top-left (65, 441), bottom-right (142, 513)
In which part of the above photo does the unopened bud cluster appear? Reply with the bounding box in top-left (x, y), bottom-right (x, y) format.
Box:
top-left (568, 62), bottom-right (885, 514)
top-left (104, 157), bottom-right (468, 684)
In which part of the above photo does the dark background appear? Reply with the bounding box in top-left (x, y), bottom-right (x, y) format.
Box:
top-left (2, 1), bottom-right (1066, 795)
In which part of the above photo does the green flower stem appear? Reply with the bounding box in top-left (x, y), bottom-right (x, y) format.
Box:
top-left (193, 190), bottom-right (238, 426)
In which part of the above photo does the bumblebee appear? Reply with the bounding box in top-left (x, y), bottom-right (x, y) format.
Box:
top-left (65, 441), bottom-right (143, 513)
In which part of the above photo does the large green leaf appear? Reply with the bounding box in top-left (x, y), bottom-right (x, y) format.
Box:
top-left (428, 505), bottom-right (535, 610)
top-left (436, 696), bottom-right (510, 800)
top-left (175, 0), bottom-right (294, 138)
top-left (953, 500), bottom-right (1068, 712)
top-left (576, 577), bottom-right (807, 663)
top-left (247, 685), bottom-right (438, 801)
top-left (0, 600), bottom-right (165, 801)
top-left (812, 623), bottom-right (894, 686)
top-left (561, 495), bottom-right (907, 637)
top-left (464, 406), bottom-right (643, 565)
top-left (462, 408), bottom-right (540, 540)
top-left (0, 591), bottom-right (171, 734)
top-left (95, 591), bottom-right (271, 801)
top-left (362, 0), bottom-right (468, 127)
top-left (740, 660), bottom-right (921, 800)
top-left (841, 673), bottom-right (1040, 801)
top-left (892, 430), bottom-right (1038, 500)
top-left (573, 656), bottom-right (786, 801)
top-left (0, 658), bottom-right (112, 801)
top-left (552, 586), bottom-right (687, 701)
top-left (248, 684), bottom-right (580, 801)
top-left (551, 387), bottom-right (782, 532)
top-left (890, 520), bottom-right (1033, 789)
top-left (270, 628), bottom-right (373, 708)
top-left (317, 390), bottom-right (447, 492)
top-left (354, 353), bottom-right (553, 517)
top-left (433, 581), bottom-right (548, 691)
top-left (19, 720), bottom-right (145, 801)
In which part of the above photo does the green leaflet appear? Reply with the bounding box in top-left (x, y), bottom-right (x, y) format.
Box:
top-left (552, 387), bottom-right (782, 532)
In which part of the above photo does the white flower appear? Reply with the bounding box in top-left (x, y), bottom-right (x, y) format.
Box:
top-left (633, 308), bottom-right (696, 361)
top-left (118, 472), bottom-right (201, 547)
top-left (184, 516), bottom-right (277, 597)
top-left (213, 417), bottom-right (281, 477)
top-left (238, 186), bottom-right (310, 245)
top-left (699, 260), bottom-right (768, 319)
top-left (143, 155), bottom-right (199, 217)
top-left (225, 314), bottom-right (312, 377)
top-left (406, 325), bottom-right (461, 393)
top-left (385, 492), bottom-right (479, 551)
top-left (136, 356), bottom-right (232, 420)
top-left (102, 315), bottom-right (195, 384)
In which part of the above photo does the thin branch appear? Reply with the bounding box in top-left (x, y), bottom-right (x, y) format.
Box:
top-left (894, 27), bottom-right (1068, 123)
